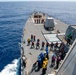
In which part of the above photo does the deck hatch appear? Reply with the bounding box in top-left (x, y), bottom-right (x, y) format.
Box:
top-left (44, 34), bottom-right (62, 44)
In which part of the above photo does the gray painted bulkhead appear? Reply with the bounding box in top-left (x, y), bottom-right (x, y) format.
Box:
top-left (56, 39), bottom-right (76, 75)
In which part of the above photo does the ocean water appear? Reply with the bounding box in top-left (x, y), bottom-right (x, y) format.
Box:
top-left (0, 1), bottom-right (76, 75)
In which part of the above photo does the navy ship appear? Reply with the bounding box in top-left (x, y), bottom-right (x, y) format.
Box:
top-left (20, 11), bottom-right (76, 75)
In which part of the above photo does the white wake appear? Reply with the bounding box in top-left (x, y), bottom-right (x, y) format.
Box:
top-left (0, 59), bottom-right (19, 75)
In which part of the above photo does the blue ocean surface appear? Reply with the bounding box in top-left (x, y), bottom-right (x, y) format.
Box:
top-left (0, 1), bottom-right (76, 75)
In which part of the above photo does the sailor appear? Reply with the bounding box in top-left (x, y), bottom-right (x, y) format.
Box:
top-left (34, 35), bottom-right (36, 41)
top-left (22, 55), bottom-right (27, 68)
top-left (45, 47), bottom-right (49, 59)
top-left (41, 41), bottom-right (45, 50)
top-left (51, 42), bottom-right (54, 48)
top-left (45, 46), bottom-right (48, 51)
top-left (31, 41), bottom-right (35, 48)
top-left (43, 51), bottom-right (47, 60)
top-left (36, 42), bottom-right (40, 49)
top-left (39, 52), bottom-right (45, 66)
top-left (42, 58), bottom-right (48, 75)
top-left (31, 34), bottom-right (33, 42)
top-left (59, 43), bottom-right (65, 53)
top-left (36, 56), bottom-right (42, 71)
top-left (27, 38), bottom-right (30, 46)
top-left (46, 50), bottom-right (49, 59)
top-left (46, 42), bottom-right (49, 47)
top-left (55, 55), bottom-right (61, 69)
top-left (37, 39), bottom-right (40, 43)
top-left (45, 58), bottom-right (48, 69)
top-left (55, 42), bottom-right (58, 48)
top-left (60, 52), bottom-right (65, 60)
top-left (51, 53), bottom-right (56, 67)
top-left (50, 42), bottom-right (54, 51)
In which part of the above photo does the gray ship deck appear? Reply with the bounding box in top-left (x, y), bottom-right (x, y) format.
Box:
top-left (21, 13), bottom-right (69, 75)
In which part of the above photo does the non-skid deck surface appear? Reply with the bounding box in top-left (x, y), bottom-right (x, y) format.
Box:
top-left (22, 16), bottom-right (68, 75)
top-left (22, 18), bottom-right (47, 74)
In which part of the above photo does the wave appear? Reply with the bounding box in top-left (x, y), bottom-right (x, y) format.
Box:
top-left (0, 59), bottom-right (19, 75)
